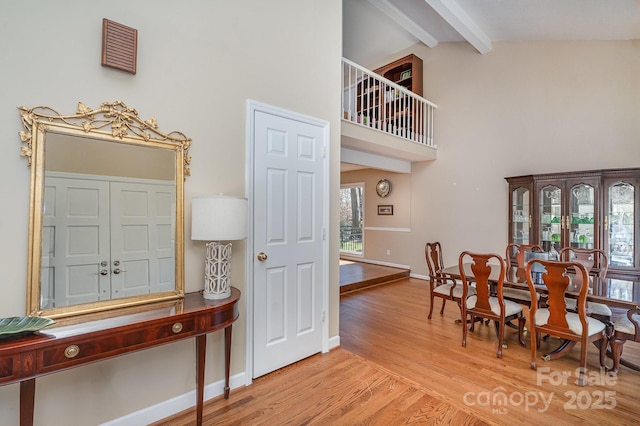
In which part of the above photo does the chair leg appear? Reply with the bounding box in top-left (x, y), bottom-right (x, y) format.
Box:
top-left (599, 334), bottom-right (608, 369)
top-left (462, 313), bottom-right (468, 348)
top-left (440, 298), bottom-right (446, 315)
top-left (578, 342), bottom-right (588, 386)
top-left (530, 329), bottom-right (537, 370)
top-left (517, 315), bottom-right (526, 347)
top-left (496, 321), bottom-right (504, 359)
top-left (428, 294), bottom-right (435, 319)
top-left (608, 336), bottom-right (626, 376)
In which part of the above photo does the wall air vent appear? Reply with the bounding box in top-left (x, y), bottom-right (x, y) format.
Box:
top-left (101, 18), bottom-right (137, 74)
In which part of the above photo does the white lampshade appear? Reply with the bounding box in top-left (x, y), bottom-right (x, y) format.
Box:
top-left (191, 195), bottom-right (247, 241)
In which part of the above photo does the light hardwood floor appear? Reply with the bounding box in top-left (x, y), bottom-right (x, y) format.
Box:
top-left (157, 278), bottom-right (640, 425)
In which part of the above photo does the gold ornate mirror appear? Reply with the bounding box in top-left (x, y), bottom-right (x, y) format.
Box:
top-left (19, 101), bottom-right (191, 319)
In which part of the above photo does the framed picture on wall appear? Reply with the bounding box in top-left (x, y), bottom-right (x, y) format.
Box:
top-left (378, 205), bottom-right (393, 215)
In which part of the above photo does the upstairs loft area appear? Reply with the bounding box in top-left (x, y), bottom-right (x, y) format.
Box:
top-left (341, 55), bottom-right (438, 166)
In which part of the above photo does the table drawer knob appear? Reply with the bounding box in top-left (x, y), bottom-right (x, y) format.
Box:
top-left (64, 345), bottom-right (80, 359)
top-left (172, 322), bottom-right (183, 333)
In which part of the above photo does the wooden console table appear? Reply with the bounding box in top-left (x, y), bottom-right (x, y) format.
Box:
top-left (0, 289), bottom-right (240, 426)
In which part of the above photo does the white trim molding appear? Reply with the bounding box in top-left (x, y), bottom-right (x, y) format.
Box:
top-left (364, 226), bottom-right (411, 232)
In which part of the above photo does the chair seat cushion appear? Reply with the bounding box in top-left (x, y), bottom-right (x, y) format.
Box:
top-left (502, 287), bottom-right (540, 302)
top-left (433, 283), bottom-right (476, 298)
top-left (613, 312), bottom-right (640, 336)
top-left (466, 295), bottom-right (523, 317)
top-left (564, 299), bottom-right (612, 317)
top-left (535, 309), bottom-right (606, 336)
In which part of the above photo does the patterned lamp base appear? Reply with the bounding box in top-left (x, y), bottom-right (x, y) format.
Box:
top-left (203, 241), bottom-right (233, 300)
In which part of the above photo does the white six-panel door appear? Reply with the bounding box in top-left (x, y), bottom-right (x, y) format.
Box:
top-left (251, 105), bottom-right (327, 378)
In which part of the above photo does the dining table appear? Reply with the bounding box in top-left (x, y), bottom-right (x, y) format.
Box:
top-left (442, 263), bottom-right (640, 310)
top-left (441, 262), bottom-right (640, 364)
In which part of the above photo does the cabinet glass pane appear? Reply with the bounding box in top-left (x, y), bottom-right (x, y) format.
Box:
top-left (540, 185), bottom-right (562, 256)
top-left (569, 183), bottom-right (595, 249)
top-left (608, 182), bottom-right (634, 267)
top-left (511, 186), bottom-right (530, 244)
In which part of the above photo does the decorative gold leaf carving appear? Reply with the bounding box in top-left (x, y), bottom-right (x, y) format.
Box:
top-left (17, 101), bottom-right (192, 177)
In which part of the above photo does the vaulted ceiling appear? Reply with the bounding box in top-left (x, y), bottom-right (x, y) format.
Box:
top-left (341, 0), bottom-right (640, 172)
top-left (344, 0), bottom-right (640, 67)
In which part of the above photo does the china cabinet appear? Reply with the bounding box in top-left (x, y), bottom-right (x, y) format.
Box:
top-left (506, 168), bottom-right (640, 280)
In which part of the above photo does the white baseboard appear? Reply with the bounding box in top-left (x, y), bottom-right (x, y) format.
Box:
top-left (328, 334), bottom-right (340, 350)
top-left (99, 372), bottom-right (247, 426)
top-left (410, 273), bottom-right (429, 281)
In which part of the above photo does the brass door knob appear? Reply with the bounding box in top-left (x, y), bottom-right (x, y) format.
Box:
top-left (257, 252), bottom-right (268, 261)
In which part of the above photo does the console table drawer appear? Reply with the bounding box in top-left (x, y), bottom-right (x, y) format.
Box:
top-left (0, 353), bottom-right (20, 383)
top-left (37, 317), bottom-right (197, 372)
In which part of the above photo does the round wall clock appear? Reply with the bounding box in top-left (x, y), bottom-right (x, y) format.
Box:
top-left (376, 179), bottom-right (392, 198)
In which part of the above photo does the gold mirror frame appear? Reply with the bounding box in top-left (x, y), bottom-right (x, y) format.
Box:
top-left (19, 101), bottom-right (191, 319)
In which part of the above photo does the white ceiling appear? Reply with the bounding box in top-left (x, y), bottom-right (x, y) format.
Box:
top-left (344, 0), bottom-right (640, 65)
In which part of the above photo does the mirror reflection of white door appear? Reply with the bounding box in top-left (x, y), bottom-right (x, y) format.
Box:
top-left (43, 174), bottom-right (174, 307)
top-left (110, 182), bottom-right (175, 298)
top-left (43, 177), bottom-right (110, 307)
top-left (250, 102), bottom-right (328, 378)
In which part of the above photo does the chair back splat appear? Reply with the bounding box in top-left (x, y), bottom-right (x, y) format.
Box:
top-left (503, 243), bottom-right (544, 307)
top-left (525, 259), bottom-right (607, 386)
top-left (458, 251), bottom-right (525, 358)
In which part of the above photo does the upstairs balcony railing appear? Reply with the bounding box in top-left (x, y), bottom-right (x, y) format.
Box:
top-left (342, 57), bottom-right (437, 147)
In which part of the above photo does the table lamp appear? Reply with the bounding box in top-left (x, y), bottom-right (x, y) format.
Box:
top-left (191, 195), bottom-right (247, 299)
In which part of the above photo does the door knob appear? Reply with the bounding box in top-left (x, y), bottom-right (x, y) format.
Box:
top-left (113, 268), bottom-right (122, 274)
top-left (257, 252), bottom-right (268, 261)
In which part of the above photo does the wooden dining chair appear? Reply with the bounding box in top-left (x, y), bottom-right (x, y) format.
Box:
top-left (503, 243), bottom-right (544, 307)
top-left (458, 251), bottom-right (525, 358)
top-left (425, 242), bottom-right (475, 320)
top-left (558, 247), bottom-right (612, 323)
top-left (525, 259), bottom-right (607, 386)
top-left (608, 308), bottom-right (640, 375)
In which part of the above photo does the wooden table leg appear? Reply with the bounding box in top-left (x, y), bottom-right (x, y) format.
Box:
top-left (195, 334), bottom-right (206, 426)
top-left (224, 325), bottom-right (232, 399)
top-left (20, 379), bottom-right (35, 426)
top-left (543, 339), bottom-right (576, 361)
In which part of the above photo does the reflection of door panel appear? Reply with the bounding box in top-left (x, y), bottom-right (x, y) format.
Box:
top-left (43, 174), bottom-right (174, 307)
top-left (110, 182), bottom-right (175, 298)
top-left (43, 177), bottom-right (110, 308)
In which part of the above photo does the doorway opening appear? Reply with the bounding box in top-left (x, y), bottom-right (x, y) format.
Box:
top-left (340, 183), bottom-right (364, 256)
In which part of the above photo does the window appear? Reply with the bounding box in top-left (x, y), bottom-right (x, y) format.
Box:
top-left (340, 183), bottom-right (364, 255)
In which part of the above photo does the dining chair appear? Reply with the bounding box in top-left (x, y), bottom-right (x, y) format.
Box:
top-left (425, 242), bottom-right (475, 320)
top-left (558, 247), bottom-right (612, 323)
top-left (503, 243), bottom-right (543, 307)
top-left (608, 308), bottom-right (640, 375)
top-left (525, 259), bottom-right (607, 386)
top-left (458, 251), bottom-right (525, 358)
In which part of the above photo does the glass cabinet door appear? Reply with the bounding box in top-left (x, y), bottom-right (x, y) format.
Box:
top-left (539, 185), bottom-right (562, 257)
top-left (568, 183), bottom-right (595, 249)
top-left (511, 186), bottom-right (531, 245)
top-left (606, 181), bottom-right (635, 268)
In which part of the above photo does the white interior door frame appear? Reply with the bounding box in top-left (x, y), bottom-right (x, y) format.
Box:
top-left (244, 100), bottom-right (330, 385)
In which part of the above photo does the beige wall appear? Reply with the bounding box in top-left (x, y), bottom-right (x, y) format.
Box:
top-left (345, 40), bottom-right (640, 276)
top-left (341, 169), bottom-right (412, 264)
top-left (0, 1), bottom-right (342, 424)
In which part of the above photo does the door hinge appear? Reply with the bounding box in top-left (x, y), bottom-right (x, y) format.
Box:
top-left (323, 228), bottom-right (326, 240)
top-left (322, 311), bottom-right (326, 322)
top-left (322, 145), bottom-right (326, 158)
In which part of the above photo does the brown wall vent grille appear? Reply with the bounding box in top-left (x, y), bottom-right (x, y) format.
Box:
top-left (101, 19), bottom-right (137, 74)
